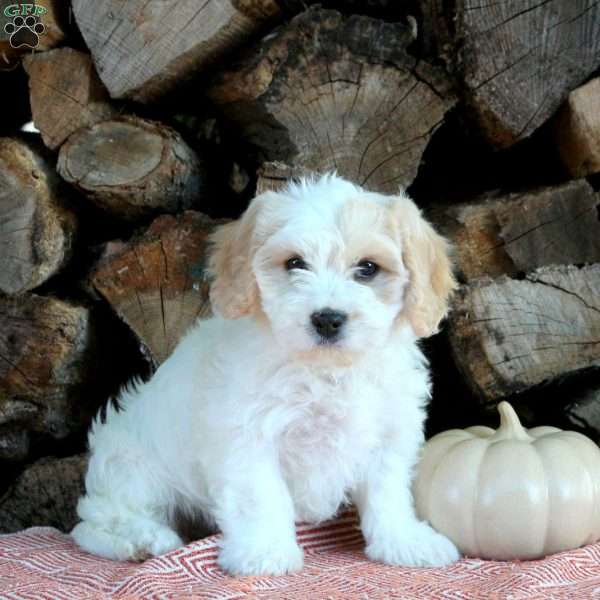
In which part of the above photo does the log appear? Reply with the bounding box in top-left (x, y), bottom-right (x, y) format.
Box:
top-left (209, 7), bottom-right (456, 193)
top-left (256, 161), bottom-right (308, 194)
top-left (91, 211), bottom-right (223, 365)
top-left (0, 294), bottom-right (123, 462)
top-left (565, 385), bottom-right (600, 442)
top-left (1, 0), bottom-right (69, 69)
top-left (555, 77), bottom-right (600, 178)
top-left (278, 0), bottom-right (405, 17)
top-left (422, 0), bottom-right (600, 148)
top-left (0, 454), bottom-right (86, 533)
top-left (0, 428), bottom-right (29, 463)
top-left (27, 0), bottom-right (68, 51)
top-left (0, 137), bottom-right (77, 296)
top-left (448, 264), bottom-right (600, 403)
top-left (57, 116), bottom-right (205, 220)
top-left (72, 0), bottom-right (281, 103)
top-left (23, 48), bottom-right (119, 151)
top-left (434, 180), bottom-right (600, 282)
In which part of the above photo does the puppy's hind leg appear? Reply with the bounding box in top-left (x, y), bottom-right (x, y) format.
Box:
top-left (72, 500), bottom-right (184, 562)
top-left (71, 451), bottom-right (184, 562)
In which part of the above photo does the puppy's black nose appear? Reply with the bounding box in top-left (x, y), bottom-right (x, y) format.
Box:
top-left (311, 308), bottom-right (347, 339)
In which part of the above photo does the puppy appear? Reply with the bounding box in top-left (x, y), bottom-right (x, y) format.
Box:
top-left (71, 174), bottom-right (460, 575)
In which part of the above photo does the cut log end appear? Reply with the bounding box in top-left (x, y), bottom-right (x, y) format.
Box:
top-left (72, 0), bottom-right (281, 102)
top-left (434, 180), bottom-right (600, 282)
top-left (209, 7), bottom-right (455, 193)
top-left (23, 48), bottom-right (118, 151)
top-left (91, 211), bottom-right (225, 365)
top-left (57, 117), bottom-right (205, 220)
top-left (0, 137), bottom-right (76, 296)
top-left (423, 0), bottom-right (600, 148)
top-left (448, 265), bottom-right (600, 402)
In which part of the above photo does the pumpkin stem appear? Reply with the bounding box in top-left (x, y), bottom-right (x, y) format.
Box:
top-left (491, 402), bottom-right (534, 442)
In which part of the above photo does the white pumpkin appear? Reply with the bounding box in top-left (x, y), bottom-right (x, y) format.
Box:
top-left (414, 401), bottom-right (600, 560)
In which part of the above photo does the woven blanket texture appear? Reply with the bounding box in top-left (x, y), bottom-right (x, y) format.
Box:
top-left (2, 512), bottom-right (600, 599)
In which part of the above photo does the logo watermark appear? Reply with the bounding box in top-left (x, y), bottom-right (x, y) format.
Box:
top-left (3, 3), bottom-right (46, 49)
top-left (4, 3), bottom-right (47, 17)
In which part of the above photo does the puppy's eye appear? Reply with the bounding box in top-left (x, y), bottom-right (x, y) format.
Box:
top-left (355, 260), bottom-right (380, 280)
top-left (285, 256), bottom-right (308, 271)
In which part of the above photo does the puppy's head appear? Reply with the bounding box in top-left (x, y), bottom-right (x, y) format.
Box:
top-left (209, 175), bottom-right (455, 360)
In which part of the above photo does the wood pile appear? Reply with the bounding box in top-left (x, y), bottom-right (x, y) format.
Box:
top-left (0, 0), bottom-right (598, 532)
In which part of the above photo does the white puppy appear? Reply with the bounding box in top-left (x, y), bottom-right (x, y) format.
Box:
top-left (72, 174), bottom-right (460, 575)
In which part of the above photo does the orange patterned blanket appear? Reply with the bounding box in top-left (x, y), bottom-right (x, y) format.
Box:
top-left (2, 512), bottom-right (600, 599)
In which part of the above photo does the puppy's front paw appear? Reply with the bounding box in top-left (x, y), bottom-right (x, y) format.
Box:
top-left (366, 521), bottom-right (460, 568)
top-left (218, 537), bottom-right (304, 576)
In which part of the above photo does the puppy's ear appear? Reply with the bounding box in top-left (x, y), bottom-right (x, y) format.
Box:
top-left (394, 193), bottom-right (456, 338)
top-left (208, 193), bottom-right (274, 319)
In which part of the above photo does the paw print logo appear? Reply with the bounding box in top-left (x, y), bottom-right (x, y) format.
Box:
top-left (4, 15), bottom-right (45, 49)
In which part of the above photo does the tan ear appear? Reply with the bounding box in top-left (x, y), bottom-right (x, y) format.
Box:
top-left (395, 194), bottom-right (456, 337)
top-left (208, 193), bottom-right (274, 318)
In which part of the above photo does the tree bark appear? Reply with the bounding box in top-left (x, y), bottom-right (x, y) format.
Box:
top-left (0, 295), bottom-right (115, 462)
top-left (57, 116), bottom-right (205, 220)
top-left (23, 48), bottom-right (119, 150)
top-left (91, 211), bottom-right (223, 365)
top-left (555, 77), bottom-right (600, 178)
top-left (422, 0), bottom-right (600, 148)
top-left (0, 137), bottom-right (77, 296)
top-left (433, 180), bottom-right (600, 282)
top-left (209, 7), bottom-right (456, 193)
top-left (448, 264), bottom-right (600, 403)
top-left (72, 0), bottom-right (281, 103)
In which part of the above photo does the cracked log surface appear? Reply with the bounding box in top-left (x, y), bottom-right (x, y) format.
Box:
top-left (423, 0), bottom-right (600, 148)
top-left (57, 116), bottom-right (205, 220)
top-left (91, 211), bottom-right (222, 365)
top-left (209, 7), bottom-right (456, 193)
top-left (72, 0), bottom-right (281, 103)
top-left (0, 295), bottom-right (109, 462)
top-left (555, 77), bottom-right (600, 178)
top-left (448, 264), bottom-right (600, 403)
top-left (0, 137), bottom-right (77, 296)
top-left (23, 48), bottom-right (119, 151)
top-left (434, 180), bottom-right (600, 281)
top-left (0, 454), bottom-right (86, 533)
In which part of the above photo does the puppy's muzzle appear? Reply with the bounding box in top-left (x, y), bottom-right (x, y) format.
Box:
top-left (310, 308), bottom-right (347, 341)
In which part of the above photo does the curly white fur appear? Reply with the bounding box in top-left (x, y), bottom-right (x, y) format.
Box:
top-left (72, 174), bottom-right (460, 575)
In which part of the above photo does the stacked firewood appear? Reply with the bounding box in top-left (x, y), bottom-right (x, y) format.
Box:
top-left (0, 0), bottom-right (599, 533)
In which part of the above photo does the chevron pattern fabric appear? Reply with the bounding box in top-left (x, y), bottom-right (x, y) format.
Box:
top-left (2, 512), bottom-right (600, 599)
